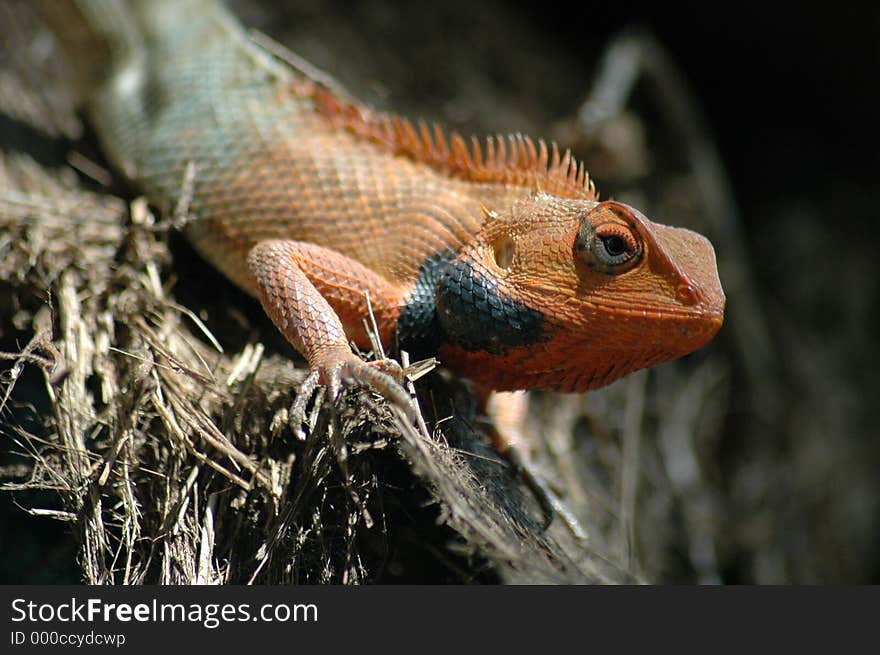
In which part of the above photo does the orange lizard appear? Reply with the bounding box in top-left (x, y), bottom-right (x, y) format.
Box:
top-left (43, 0), bottom-right (725, 529)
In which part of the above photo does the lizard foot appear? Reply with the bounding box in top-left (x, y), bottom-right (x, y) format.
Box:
top-left (289, 349), bottom-right (415, 439)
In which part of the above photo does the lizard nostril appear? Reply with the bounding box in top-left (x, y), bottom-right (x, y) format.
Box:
top-left (676, 283), bottom-right (700, 306)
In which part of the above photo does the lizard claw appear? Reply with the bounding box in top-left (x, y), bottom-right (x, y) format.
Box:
top-left (289, 349), bottom-right (415, 438)
top-left (518, 462), bottom-right (587, 540)
top-left (504, 444), bottom-right (587, 540)
top-left (289, 368), bottom-right (321, 440)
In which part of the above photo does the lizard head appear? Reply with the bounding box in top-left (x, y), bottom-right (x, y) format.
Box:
top-left (435, 193), bottom-right (725, 392)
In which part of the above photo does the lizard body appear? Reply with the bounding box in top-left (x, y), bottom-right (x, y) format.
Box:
top-left (44, 0), bottom-right (724, 421)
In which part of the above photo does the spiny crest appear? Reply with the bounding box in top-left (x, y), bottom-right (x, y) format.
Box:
top-left (309, 85), bottom-right (598, 200)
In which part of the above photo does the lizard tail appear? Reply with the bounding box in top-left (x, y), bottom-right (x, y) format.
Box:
top-left (40, 0), bottom-right (237, 177)
top-left (39, 0), bottom-right (229, 100)
top-left (39, 0), bottom-right (142, 102)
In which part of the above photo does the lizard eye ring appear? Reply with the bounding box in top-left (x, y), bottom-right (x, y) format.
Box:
top-left (577, 221), bottom-right (642, 274)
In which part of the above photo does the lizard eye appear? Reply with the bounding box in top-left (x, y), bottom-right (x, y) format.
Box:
top-left (577, 220), bottom-right (642, 274)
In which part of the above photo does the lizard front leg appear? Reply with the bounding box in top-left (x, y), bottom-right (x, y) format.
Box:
top-left (247, 239), bottom-right (414, 433)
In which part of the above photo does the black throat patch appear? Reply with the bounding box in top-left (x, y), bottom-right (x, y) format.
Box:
top-left (396, 249), bottom-right (457, 360)
top-left (435, 256), bottom-right (545, 354)
top-left (396, 249), bottom-right (547, 359)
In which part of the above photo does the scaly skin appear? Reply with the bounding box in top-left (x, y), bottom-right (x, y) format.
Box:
top-left (44, 0), bottom-right (725, 444)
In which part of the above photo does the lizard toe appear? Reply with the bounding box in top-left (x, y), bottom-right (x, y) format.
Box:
top-left (337, 356), bottom-right (415, 421)
top-left (289, 369), bottom-right (320, 440)
top-left (288, 350), bottom-right (416, 437)
top-left (365, 358), bottom-right (405, 383)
